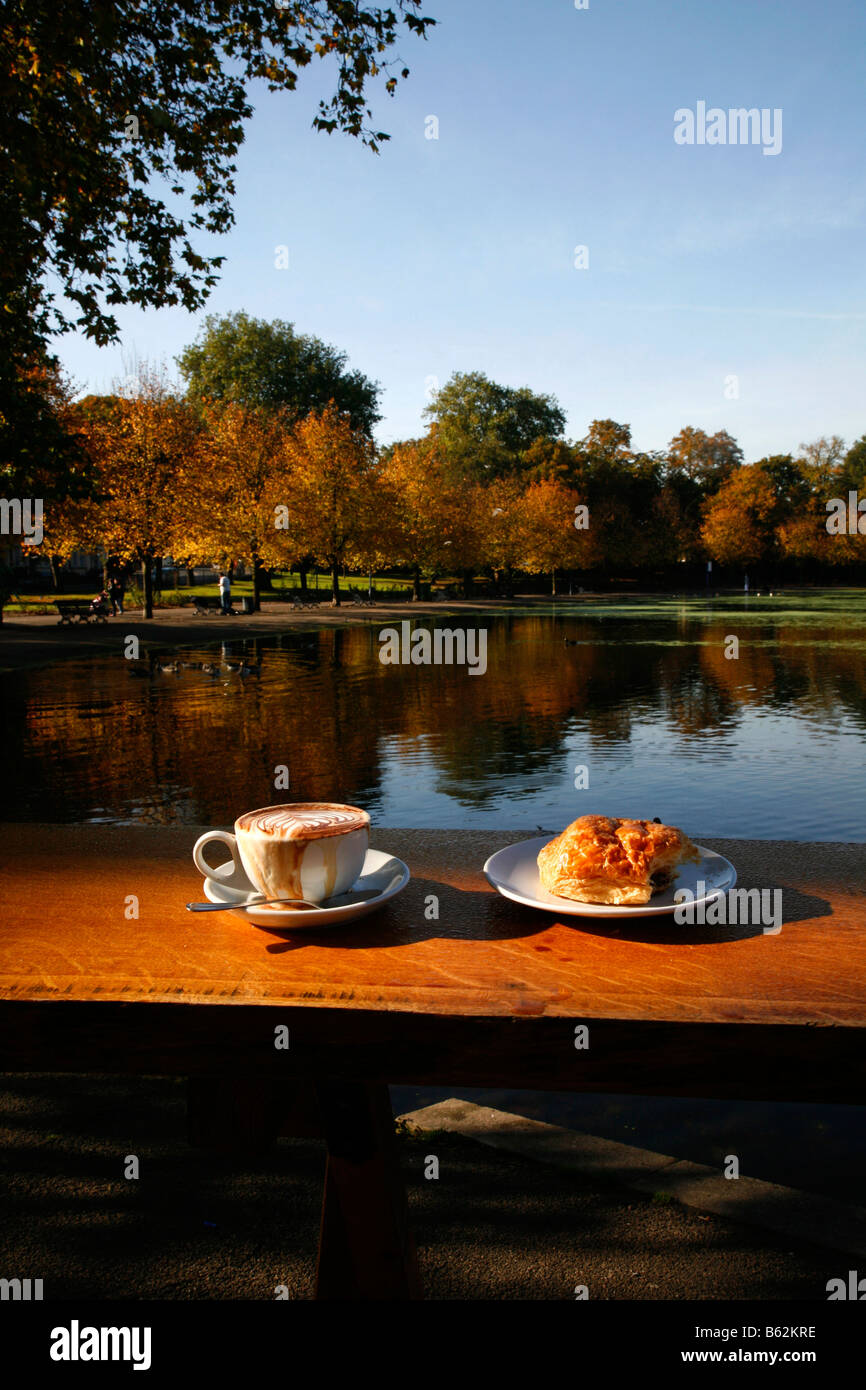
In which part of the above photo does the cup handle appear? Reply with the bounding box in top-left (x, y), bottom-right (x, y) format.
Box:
top-left (193, 830), bottom-right (241, 881)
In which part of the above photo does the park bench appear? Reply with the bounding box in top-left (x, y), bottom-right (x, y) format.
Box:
top-left (55, 600), bottom-right (107, 626)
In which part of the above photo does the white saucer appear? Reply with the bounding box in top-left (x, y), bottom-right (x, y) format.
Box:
top-left (483, 836), bottom-right (737, 919)
top-left (202, 848), bottom-right (410, 929)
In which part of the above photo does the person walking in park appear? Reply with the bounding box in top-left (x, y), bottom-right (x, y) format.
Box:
top-left (109, 576), bottom-right (124, 616)
top-left (218, 571), bottom-right (233, 615)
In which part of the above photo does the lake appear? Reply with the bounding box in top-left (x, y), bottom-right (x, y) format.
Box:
top-left (3, 594), bottom-right (865, 840)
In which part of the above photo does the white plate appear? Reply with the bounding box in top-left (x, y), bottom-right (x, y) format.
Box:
top-left (483, 836), bottom-right (737, 919)
top-left (201, 848), bottom-right (410, 929)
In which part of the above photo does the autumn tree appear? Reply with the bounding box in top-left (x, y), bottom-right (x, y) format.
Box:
top-left (378, 437), bottom-right (473, 598)
top-left (577, 419), bottom-right (633, 471)
top-left (520, 479), bottom-right (598, 594)
top-left (67, 369), bottom-right (201, 617)
top-left (701, 465), bottom-right (778, 571)
top-left (787, 440), bottom-right (866, 568)
top-left (478, 477), bottom-right (531, 595)
top-left (278, 407), bottom-right (379, 606)
top-left (665, 427), bottom-right (743, 489)
top-left (659, 427), bottom-right (744, 563)
top-left (186, 403), bottom-right (294, 610)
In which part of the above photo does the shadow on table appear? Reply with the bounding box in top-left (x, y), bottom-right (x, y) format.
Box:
top-left (260, 877), bottom-right (545, 952)
top-left (259, 878), bottom-right (831, 952)
top-left (565, 883), bottom-right (832, 946)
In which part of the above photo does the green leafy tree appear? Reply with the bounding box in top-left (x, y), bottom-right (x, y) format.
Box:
top-left (570, 422), bottom-right (669, 569)
top-left (797, 436), bottom-right (847, 490)
top-left (424, 371), bottom-right (566, 483)
top-left (177, 312), bottom-right (380, 434)
top-left (0, 356), bottom-right (89, 501)
top-left (840, 435), bottom-right (866, 494)
top-left (0, 0), bottom-right (434, 440)
top-left (0, 358), bottom-right (94, 617)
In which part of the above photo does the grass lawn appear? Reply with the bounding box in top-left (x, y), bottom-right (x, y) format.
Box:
top-left (4, 582), bottom-right (864, 619)
top-left (3, 571), bottom-right (417, 614)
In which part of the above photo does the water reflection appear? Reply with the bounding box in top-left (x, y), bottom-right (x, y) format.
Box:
top-left (3, 615), bottom-right (865, 839)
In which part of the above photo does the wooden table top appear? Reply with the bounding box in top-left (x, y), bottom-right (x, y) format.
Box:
top-left (1, 822), bottom-right (866, 1095)
top-left (0, 822), bottom-right (863, 1022)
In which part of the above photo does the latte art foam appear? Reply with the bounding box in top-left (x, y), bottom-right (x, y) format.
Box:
top-left (236, 803), bottom-right (369, 842)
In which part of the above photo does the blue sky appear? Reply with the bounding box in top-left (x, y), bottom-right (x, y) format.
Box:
top-left (56, 0), bottom-right (866, 461)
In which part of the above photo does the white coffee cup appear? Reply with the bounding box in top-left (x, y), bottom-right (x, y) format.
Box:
top-left (192, 803), bottom-right (370, 905)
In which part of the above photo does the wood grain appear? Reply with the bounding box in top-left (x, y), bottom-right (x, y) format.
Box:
top-left (0, 824), bottom-right (864, 1100)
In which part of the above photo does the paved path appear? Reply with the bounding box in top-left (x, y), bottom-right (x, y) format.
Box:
top-left (0, 1075), bottom-right (844, 1300)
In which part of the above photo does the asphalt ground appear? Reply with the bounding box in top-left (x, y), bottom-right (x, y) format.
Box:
top-left (0, 1074), bottom-right (845, 1301)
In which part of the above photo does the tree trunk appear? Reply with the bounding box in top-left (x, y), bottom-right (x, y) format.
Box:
top-left (412, 564), bottom-right (421, 601)
top-left (141, 556), bottom-right (154, 619)
top-left (298, 562), bottom-right (308, 594)
top-left (551, 568), bottom-right (557, 596)
top-left (462, 569), bottom-right (472, 599)
top-left (330, 559), bottom-right (341, 607)
top-left (186, 566), bottom-right (195, 588)
top-left (49, 555), bottom-right (60, 591)
top-left (252, 551), bottom-right (262, 611)
top-left (154, 555), bottom-right (163, 596)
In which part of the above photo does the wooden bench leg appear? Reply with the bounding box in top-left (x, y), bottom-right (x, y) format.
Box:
top-left (313, 1080), bottom-right (422, 1301)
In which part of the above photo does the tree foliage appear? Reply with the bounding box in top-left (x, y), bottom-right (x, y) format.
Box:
top-left (277, 406), bottom-right (379, 605)
top-left (177, 312), bottom-right (381, 434)
top-left (0, 0), bottom-right (433, 439)
top-left (63, 368), bottom-right (201, 615)
top-left (424, 371), bottom-right (566, 483)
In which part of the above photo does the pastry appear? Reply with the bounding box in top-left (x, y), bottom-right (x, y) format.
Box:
top-left (537, 814), bottom-right (700, 906)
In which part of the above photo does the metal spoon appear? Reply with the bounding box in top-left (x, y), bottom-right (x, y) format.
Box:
top-left (186, 896), bottom-right (324, 912)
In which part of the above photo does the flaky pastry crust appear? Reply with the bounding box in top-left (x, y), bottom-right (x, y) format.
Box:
top-left (537, 814), bottom-right (700, 905)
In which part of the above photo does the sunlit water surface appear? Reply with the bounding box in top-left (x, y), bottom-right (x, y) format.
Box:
top-left (4, 606), bottom-right (865, 839)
